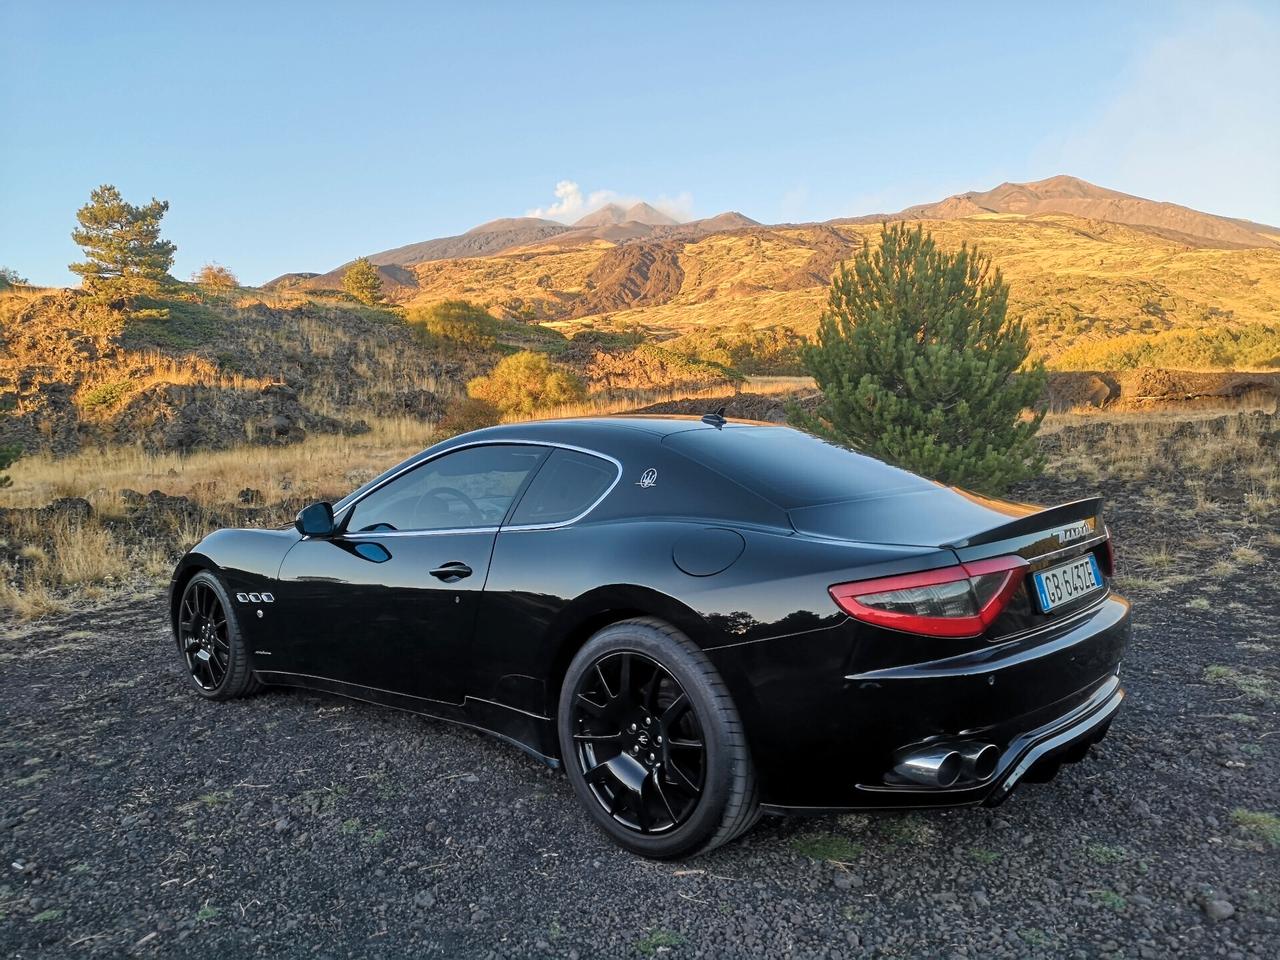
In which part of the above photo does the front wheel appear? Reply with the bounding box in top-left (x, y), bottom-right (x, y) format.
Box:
top-left (175, 570), bottom-right (262, 700)
top-left (557, 618), bottom-right (759, 858)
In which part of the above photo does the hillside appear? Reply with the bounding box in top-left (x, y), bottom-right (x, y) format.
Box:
top-left (398, 213), bottom-right (1280, 365)
top-left (843, 175), bottom-right (1280, 250)
top-left (260, 177), bottom-right (1280, 370)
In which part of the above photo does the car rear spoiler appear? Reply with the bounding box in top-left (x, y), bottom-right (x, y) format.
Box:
top-left (942, 498), bottom-right (1103, 550)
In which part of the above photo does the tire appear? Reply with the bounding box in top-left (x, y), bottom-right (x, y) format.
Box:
top-left (175, 570), bottom-right (262, 700)
top-left (557, 617), bottom-right (759, 858)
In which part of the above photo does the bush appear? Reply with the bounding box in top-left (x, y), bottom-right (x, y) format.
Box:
top-left (436, 397), bottom-right (501, 436)
top-left (193, 263), bottom-right (238, 296)
top-left (668, 323), bottom-right (807, 375)
top-left (467, 351), bottom-right (587, 416)
top-left (1049, 324), bottom-right (1280, 371)
top-left (0, 443), bottom-right (21, 488)
top-left (407, 300), bottom-right (500, 346)
top-left (342, 257), bottom-right (383, 305)
top-left (79, 380), bottom-right (135, 410)
top-left (793, 224), bottom-right (1045, 493)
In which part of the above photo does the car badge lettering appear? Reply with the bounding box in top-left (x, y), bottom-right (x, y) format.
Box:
top-left (637, 468), bottom-right (658, 488)
top-left (1054, 520), bottom-right (1093, 545)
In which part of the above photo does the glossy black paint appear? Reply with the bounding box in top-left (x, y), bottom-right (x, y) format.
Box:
top-left (170, 416), bottom-right (1130, 810)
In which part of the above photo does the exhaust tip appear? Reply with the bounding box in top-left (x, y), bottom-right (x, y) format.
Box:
top-left (961, 743), bottom-right (999, 781)
top-left (894, 747), bottom-right (962, 788)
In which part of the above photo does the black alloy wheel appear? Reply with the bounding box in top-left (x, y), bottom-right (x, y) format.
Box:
top-left (558, 618), bottom-right (759, 858)
top-left (179, 578), bottom-right (230, 691)
top-left (570, 651), bottom-right (707, 834)
top-left (176, 571), bottom-right (262, 700)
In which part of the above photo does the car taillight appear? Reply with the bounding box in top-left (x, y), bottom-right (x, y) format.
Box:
top-left (829, 555), bottom-right (1028, 638)
top-left (1101, 529), bottom-right (1117, 577)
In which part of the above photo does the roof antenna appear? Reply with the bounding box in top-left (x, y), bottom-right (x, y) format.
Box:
top-left (701, 406), bottom-right (727, 429)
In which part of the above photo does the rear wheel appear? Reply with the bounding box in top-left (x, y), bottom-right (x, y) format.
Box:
top-left (557, 618), bottom-right (759, 858)
top-left (176, 571), bottom-right (261, 700)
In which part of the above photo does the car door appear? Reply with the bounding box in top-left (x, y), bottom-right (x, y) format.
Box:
top-left (274, 444), bottom-right (549, 704)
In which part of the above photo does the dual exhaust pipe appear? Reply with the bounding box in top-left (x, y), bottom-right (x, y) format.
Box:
top-left (893, 741), bottom-right (999, 788)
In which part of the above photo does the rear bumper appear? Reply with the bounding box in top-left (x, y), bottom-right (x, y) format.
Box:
top-left (716, 593), bottom-right (1131, 812)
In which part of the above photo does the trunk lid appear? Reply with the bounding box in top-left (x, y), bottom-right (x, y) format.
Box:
top-left (791, 489), bottom-right (1113, 638)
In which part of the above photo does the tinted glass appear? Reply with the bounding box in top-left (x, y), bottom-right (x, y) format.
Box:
top-left (345, 445), bottom-right (546, 532)
top-left (509, 448), bottom-right (618, 526)
top-left (663, 426), bottom-right (934, 508)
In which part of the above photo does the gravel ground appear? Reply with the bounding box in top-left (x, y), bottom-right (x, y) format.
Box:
top-left (3, 453), bottom-right (1278, 958)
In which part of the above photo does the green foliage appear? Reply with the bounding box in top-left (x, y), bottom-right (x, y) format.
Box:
top-left (0, 266), bottom-right (29, 288)
top-left (1232, 808), bottom-right (1280, 848)
top-left (69, 185), bottom-right (176, 313)
top-left (569, 327), bottom-right (646, 349)
top-left (120, 297), bottom-right (224, 350)
top-left (467, 351), bottom-right (586, 415)
top-left (0, 443), bottom-right (22, 489)
top-left (669, 323), bottom-right (808, 375)
top-left (792, 224), bottom-right (1046, 493)
top-left (406, 299), bottom-right (500, 346)
top-left (790, 832), bottom-right (864, 862)
top-left (1050, 323), bottom-right (1280, 370)
top-left (437, 397), bottom-right (501, 436)
top-left (634, 929), bottom-right (684, 957)
top-left (79, 381), bottom-right (136, 410)
top-left (342, 257), bottom-right (383, 305)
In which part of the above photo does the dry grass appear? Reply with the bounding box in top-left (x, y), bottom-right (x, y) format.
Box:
top-left (1040, 408), bottom-right (1277, 516)
top-left (0, 512), bottom-right (140, 618)
top-left (509, 376), bottom-right (802, 423)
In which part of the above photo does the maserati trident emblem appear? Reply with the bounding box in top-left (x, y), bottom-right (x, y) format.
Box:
top-left (637, 468), bottom-right (658, 488)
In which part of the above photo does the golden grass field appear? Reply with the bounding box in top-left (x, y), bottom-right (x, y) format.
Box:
top-left (2, 395), bottom-right (1276, 620)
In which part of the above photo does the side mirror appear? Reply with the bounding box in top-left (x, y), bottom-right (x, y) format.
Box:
top-left (295, 501), bottom-right (336, 538)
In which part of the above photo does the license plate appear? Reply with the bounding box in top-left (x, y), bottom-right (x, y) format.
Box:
top-left (1033, 554), bottom-right (1103, 612)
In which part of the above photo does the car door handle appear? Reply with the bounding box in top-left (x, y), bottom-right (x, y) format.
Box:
top-left (429, 562), bottom-right (472, 583)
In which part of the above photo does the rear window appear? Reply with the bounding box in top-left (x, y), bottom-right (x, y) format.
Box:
top-left (509, 448), bottom-right (618, 525)
top-left (663, 426), bottom-right (933, 508)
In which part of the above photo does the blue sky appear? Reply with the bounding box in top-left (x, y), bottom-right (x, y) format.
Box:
top-left (3, 1), bottom-right (1278, 286)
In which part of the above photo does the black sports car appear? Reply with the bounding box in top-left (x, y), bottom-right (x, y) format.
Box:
top-left (171, 415), bottom-right (1130, 858)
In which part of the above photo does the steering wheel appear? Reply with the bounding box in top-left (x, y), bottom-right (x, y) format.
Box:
top-left (423, 485), bottom-right (485, 524)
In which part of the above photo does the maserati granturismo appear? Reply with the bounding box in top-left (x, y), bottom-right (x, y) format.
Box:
top-left (170, 414), bottom-right (1130, 857)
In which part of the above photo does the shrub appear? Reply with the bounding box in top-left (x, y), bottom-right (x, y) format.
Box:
top-left (1050, 324), bottom-right (1280, 371)
top-left (407, 299), bottom-right (500, 346)
top-left (79, 380), bottom-right (136, 410)
top-left (342, 257), bottom-right (383, 305)
top-left (793, 224), bottom-right (1045, 494)
top-left (668, 323), bottom-right (807, 375)
top-left (0, 266), bottom-right (28, 288)
top-left (193, 262), bottom-right (238, 296)
top-left (0, 443), bottom-right (21, 488)
top-left (467, 351), bottom-right (586, 415)
top-left (436, 397), bottom-right (501, 436)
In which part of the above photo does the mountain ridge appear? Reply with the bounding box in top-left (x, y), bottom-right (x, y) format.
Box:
top-left (265, 176), bottom-right (1279, 297)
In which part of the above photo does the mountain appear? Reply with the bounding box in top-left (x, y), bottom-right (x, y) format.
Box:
top-left (573, 202), bottom-right (680, 228)
top-left (843, 175), bottom-right (1280, 250)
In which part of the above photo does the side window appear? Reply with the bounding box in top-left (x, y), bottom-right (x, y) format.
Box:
top-left (345, 445), bottom-right (547, 533)
top-left (508, 448), bottom-right (618, 526)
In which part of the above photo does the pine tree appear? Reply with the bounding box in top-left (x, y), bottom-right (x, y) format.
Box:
top-left (342, 257), bottom-right (383, 304)
top-left (69, 185), bottom-right (176, 312)
top-left (792, 224), bottom-right (1046, 493)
